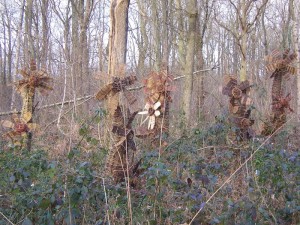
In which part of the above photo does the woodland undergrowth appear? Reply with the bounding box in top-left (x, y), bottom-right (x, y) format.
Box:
top-left (0, 111), bottom-right (299, 225)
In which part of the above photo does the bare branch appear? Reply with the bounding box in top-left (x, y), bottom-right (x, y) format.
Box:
top-left (0, 66), bottom-right (219, 116)
top-left (214, 16), bottom-right (241, 40)
top-left (0, 95), bottom-right (94, 116)
top-left (247, 0), bottom-right (269, 30)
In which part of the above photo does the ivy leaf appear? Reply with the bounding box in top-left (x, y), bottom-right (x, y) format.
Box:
top-left (39, 198), bottom-right (51, 210)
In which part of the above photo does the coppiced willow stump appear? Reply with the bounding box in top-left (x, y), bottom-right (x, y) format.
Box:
top-left (1, 59), bottom-right (53, 149)
top-left (222, 76), bottom-right (254, 143)
top-left (95, 75), bottom-right (139, 182)
top-left (137, 69), bottom-right (173, 147)
top-left (261, 49), bottom-right (297, 136)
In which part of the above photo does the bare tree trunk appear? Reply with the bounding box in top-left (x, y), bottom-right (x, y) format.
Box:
top-left (136, 0), bottom-right (148, 74)
top-left (24, 0), bottom-right (35, 151)
top-left (71, 0), bottom-right (79, 99)
top-left (98, 0), bottom-right (106, 71)
top-left (175, 0), bottom-right (185, 70)
top-left (1, 15), bottom-right (7, 86)
top-left (41, 0), bottom-right (49, 68)
top-left (106, 0), bottom-right (130, 181)
top-left (108, 1), bottom-right (129, 76)
top-left (181, 0), bottom-right (197, 132)
top-left (240, 0), bottom-right (247, 81)
top-left (25, 0), bottom-right (35, 61)
top-left (161, 0), bottom-right (169, 66)
top-left (195, 0), bottom-right (213, 120)
top-left (261, 2), bottom-right (268, 56)
top-left (291, 0), bottom-right (300, 121)
top-left (10, 0), bottom-right (26, 110)
top-left (1, 10), bottom-right (9, 110)
top-left (151, 1), bottom-right (161, 70)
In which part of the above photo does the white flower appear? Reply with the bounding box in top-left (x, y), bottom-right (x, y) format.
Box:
top-left (138, 101), bottom-right (161, 130)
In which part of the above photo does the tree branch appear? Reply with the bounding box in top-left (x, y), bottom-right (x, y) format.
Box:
top-left (0, 95), bottom-right (94, 116)
top-left (0, 66), bottom-right (219, 116)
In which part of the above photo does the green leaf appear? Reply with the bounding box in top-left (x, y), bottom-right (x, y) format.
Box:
top-left (90, 138), bottom-right (99, 145)
top-left (79, 126), bottom-right (88, 136)
top-left (39, 198), bottom-right (51, 210)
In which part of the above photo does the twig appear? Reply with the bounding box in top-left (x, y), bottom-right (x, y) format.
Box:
top-left (102, 178), bottom-right (111, 225)
top-left (0, 211), bottom-right (15, 225)
top-left (57, 67), bottom-right (69, 136)
top-left (188, 116), bottom-right (294, 225)
top-left (0, 95), bottom-right (94, 116)
top-left (127, 65), bottom-right (219, 91)
top-left (43, 97), bottom-right (93, 132)
top-left (0, 65), bottom-right (218, 116)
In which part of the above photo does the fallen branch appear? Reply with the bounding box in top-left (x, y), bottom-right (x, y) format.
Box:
top-left (0, 95), bottom-right (94, 116)
top-left (0, 65), bottom-right (219, 116)
top-left (38, 95), bottom-right (94, 110)
top-left (128, 65), bottom-right (219, 91)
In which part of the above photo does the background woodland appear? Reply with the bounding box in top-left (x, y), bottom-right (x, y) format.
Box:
top-left (0, 0), bottom-right (299, 224)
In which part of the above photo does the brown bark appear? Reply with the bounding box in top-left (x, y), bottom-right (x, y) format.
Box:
top-left (151, 1), bottom-right (161, 70)
top-left (24, 0), bottom-right (35, 61)
top-left (195, 0), bottom-right (213, 119)
top-left (136, 0), bottom-right (148, 74)
top-left (181, 0), bottom-right (197, 132)
top-left (41, 0), bottom-right (49, 68)
top-left (106, 0), bottom-right (131, 183)
top-left (290, 0), bottom-right (300, 122)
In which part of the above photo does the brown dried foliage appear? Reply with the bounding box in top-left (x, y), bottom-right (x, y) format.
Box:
top-left (95, 76), bottom-right (137, 101)
top-left (106, 106), bottom-right (138, 182)
top-left (222, 76), bottom-right (254, 142)
top-left (1, 112), bottom-right (37, 144)
top-left (262, 49), bottom-right (297, 136)
top-left (143, 70), bottom-right (173, 110)
top-left (15, 59), bottom-right (53, 97)
top-left (139, 69), bottom-right (173, 142)
top-left (95, 75), bottom-right (139, 182)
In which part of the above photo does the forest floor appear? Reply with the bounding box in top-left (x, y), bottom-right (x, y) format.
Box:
top-left (0, 115), bottom-right (299, 225)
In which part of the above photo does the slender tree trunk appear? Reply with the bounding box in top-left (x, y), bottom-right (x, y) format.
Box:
top-left (41, 0), bottom-right (49, 68)
top-left (240, 0), bottom-right (247, 82)
top-left (105, 3), bottom-right (134, 223)
top-left (291, 0), bottom-right (300, 121)
top-left (98, 0), bottom-right (106, 71)
top-left (106, 0), bottom-right (130, 180)
top-left (2, 15), bottom-right (7, 86)
top-left (195, 0), bottom-right (212, 119)
top-left (25, 0), bottom-right (35, 60)
top-left (24, 0), bottom-right (35, 151)
top-left (182, 0), bottom-right (197, 132)
top-left (151, 1), bottom-right (161, 70)
top-left (161, 0), bottom-right (169, 65)
top-left (108, 0), bottom-right (129, 76)
top-left (261, 3), bottom-right (268, 56)
top-left (175, 0), bottom-right (185, 70)
top-left (10, 0), bottom-right (25, 110)
top-left (71, 0), bottom-right (79, 94)
top-left (136, 0), bottom-right (148, 74)
top-left (1, 13), bottom-right (8, 110)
